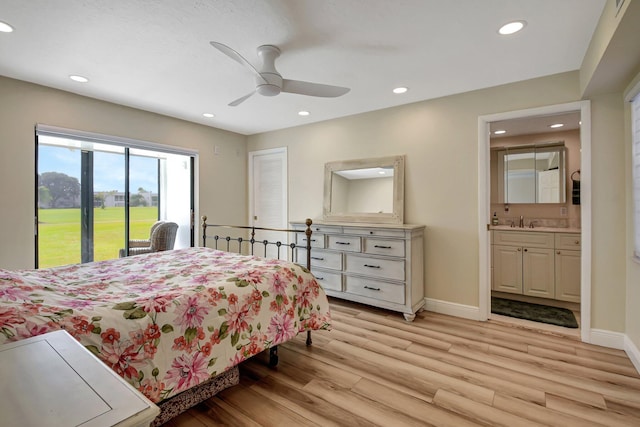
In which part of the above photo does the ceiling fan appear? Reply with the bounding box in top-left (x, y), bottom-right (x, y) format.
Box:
top-left (210, 42), bottom-right (350, 106)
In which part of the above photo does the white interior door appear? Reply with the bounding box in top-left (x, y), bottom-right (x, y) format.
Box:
top-left (248, 148), bottom-right (288, 258)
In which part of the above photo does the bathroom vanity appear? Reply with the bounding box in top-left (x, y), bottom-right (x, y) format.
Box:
top-left (491, 227), bottom-right (581, 302)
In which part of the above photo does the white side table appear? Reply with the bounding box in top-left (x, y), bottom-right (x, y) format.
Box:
top-left (0, 330), bottom-right (159, 427)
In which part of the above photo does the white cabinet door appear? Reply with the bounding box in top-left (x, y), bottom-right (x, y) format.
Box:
top-left (555, 249), bottom-right (581, 302)
top-left (523, 247), bottom-right (555, 298)
top-left (492, 245), bottom-right (523, 294)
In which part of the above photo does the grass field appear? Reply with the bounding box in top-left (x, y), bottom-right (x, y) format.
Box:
top-left (38, 207), bottom-right (158, 267)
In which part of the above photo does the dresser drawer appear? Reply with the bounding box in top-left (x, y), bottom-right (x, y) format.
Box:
top-left (297, 248), bottom-right (342, 271)
top-left (493, 231), bottom-right (554, 248)
top-left (345, 276), bottom-right (405, 304)
top-left (328, 235), bottom-right (361, 252)
top-left (312, 269), bottom-right (342, 292)
top-left (343, 227), bottom-right (405, 238)
top-left (296, 232), bottom-right (326, 249)
top-left (555, 233), bottom-right (581, 251)
top-left (345, 254), bottom-right (405, 281)
top-left (363, 238), bottom-right (405, 257)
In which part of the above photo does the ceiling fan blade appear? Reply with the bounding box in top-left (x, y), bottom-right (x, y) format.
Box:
top-left (229, 90), bottom-right (256, 107)
top-left (210, 41), bottom-right (266, 84)
top-left (282, 79), bottom-right (350, 98)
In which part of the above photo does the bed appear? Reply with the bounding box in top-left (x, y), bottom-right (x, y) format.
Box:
top-left (0, 219), bottom-right (330, 425)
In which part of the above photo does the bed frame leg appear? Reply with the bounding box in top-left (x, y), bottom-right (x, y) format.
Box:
top-left (268, 346), bottom-right (278, 367)
top-left (306, 330), bottom-right (312, 346)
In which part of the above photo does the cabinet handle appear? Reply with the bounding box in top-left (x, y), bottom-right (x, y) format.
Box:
top-left (523, 248), bottom-right (528, 252)
top-left (557, 251), bottom-right (561, 255)
top-left (311, 256), bottom-right (324, 261)
top-left (574, 240), bottom-right (580, 245)
top-left (302, 238), bottom-right (317, 242)
top-left (316, 276), bottom-right (324, 280)
top-left (374, 245), bottom-right (392, 249)
top-left (364, 264), bottom-right (381, 269)
top-left (364, 285), bottom-right (381, 291)
top-left (335, 241), bottom-right (351, 245)
top-left (517, 248), bottom-right (522, 252)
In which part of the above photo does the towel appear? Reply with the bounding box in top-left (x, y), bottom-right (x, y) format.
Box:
top-left (572, 179), bottom-right (580, 205)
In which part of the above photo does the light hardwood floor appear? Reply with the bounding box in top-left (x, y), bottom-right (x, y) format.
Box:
top-left (165, 298), bottom-right (640, 426)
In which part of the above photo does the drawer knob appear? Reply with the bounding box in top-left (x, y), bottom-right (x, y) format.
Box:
top-left (517, 248), bottom-right (522, 252)
top-left (364, 285), bottom-right (381, 291)
top-left (364, 264), bottom-right (381, 269)
top-left (374, 245), bottom-right (392, 249)
top-left (574, 240), bottom-right (580, 245)
top-left (557, 251), bottom-right (561, 255)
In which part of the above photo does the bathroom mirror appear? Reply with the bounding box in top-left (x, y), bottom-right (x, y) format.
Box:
top-left (496, 144), bottom-right (566, 204)
top-left (323, 155), bottom-right (404, 224)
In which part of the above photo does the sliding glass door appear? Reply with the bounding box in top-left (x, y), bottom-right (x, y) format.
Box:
top-left (36, 131), bottom-right (194, 268)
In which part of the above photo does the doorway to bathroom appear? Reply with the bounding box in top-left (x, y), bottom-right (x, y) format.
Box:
top-left (478, 101), bottom-right (591, 342)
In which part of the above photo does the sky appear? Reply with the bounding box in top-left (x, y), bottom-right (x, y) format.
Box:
top-left (38, 145), bottom-right (159, 192)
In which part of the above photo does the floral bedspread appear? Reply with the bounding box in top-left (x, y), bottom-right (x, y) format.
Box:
top-left (0, 247), bottom-right (331, 403)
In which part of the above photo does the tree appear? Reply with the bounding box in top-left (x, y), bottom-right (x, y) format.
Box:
top-left (38, 186), bottom-right (52, 208)
top-left (130, 193), bottom-right (148, 207)
top-left (39, 172), bottom-right (80, 208)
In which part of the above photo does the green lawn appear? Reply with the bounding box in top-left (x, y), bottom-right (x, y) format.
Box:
top-left (38, 207), bottom-right (158, 267)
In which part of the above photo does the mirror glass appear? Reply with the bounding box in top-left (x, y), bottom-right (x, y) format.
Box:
top-left (324, 156), bottom-right (404, 224)
top-left (496, 144), bottom-right (566, 204)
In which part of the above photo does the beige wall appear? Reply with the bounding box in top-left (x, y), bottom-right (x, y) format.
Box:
top-left (248, 71), bottom-right (584, 308)
top-left (0, 76), bottom-right (247, 269)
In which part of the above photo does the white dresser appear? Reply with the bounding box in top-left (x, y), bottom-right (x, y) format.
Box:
top-left (292, 221), bottom-right (425, 321)
top-left (0, 330), bottom-right (160, 427)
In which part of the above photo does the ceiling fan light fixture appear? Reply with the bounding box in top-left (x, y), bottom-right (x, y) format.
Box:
top-left (0, 21), bottom-right (14, 33)
top-left (393, 87), bottom-right (408, 94)
top-left (298, 110), bottom-right (310, 116)
top-left (69, 75), bottom-right (89, 83)
top-left (498, 20), bottom-right (526, 35)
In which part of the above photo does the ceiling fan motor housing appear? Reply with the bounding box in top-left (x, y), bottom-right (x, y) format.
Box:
top-left (256, 45), bottom-right (283, 96)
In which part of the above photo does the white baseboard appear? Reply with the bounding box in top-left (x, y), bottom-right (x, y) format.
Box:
top-left (424, 298), bottom-right (481, 321)
top-left (589, 328), bottom-right (626, 350)
top-left (625, 335), bottom-right (640, 374)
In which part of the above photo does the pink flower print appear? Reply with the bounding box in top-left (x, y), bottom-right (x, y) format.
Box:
top-left (269, 272), bottom-right (287, 295)
top-left (101, 342), bottom-right (143, 379)
top-left (62, 299), bottom-right (96, 310)
top-left (267, 312), bottom-right (296, 344)
top-left (0, 307), bottom-right (25, 328)
top-left (139, 378), bottom-right (165, 403)
top-left (101, 328), bottom-right (120, 344)
top-left (136, 294), bottom-right (175, 313)
top-left (16, 320), bottom-right (50, 339)
top-left (0, 286), bottom-right (32, 302)
top-left (174, 295), bottom-right (210, 332)
top-left (225, 301), bottom-right (254, 335)
top-left (237, 269), bottom-right (262, 285)
top-left (165, 352), bottom-right (210, 392)
top-left (296, 283), bottom-right (313, 310)
top-left (129, 329), bottom-right (145, 346)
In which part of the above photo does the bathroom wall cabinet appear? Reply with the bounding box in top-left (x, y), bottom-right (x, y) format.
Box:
top-left (291, 220), bottom-right (425, 321)
top-left (492, 230), bottom-right (580, 302)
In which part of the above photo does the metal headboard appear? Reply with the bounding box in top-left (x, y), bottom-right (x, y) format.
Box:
top-left (201, 216), bottom-right (313, 271)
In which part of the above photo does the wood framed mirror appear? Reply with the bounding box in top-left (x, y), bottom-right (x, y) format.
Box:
top-left (323, 155), bottom-right (405, 224)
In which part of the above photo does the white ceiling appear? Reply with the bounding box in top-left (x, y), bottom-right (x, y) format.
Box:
top-left (0, 0), bottom-right (607, 135)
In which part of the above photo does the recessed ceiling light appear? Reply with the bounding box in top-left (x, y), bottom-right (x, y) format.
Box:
top-left (0, 21), bottom-right (14, 33)
top-left (494, 130), bottom-right (507, 135)
top-left (69, 75), bottom-right (89, 83)
top-left (549, 123), bottom-right (564, 128)
top-left (393, 87), bottom-right (408, 94)
top-left (298, 110), bottom-right (310, 116)
top-left (202, 113), bottom-right (215, 118)
top-left (498, 20), bottom-right (526, 35)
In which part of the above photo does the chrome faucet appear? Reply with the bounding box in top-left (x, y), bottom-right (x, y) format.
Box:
top-left (519, 215), bottom-right (524, 228)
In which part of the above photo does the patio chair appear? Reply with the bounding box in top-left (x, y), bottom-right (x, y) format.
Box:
top-left (119, 221), bottom-right (178, 257)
